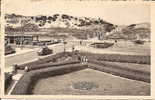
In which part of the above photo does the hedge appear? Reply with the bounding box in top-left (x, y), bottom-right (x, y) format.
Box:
top-left (30, 60), bottom-right (80, 71)
top-left (17, 52), bottom-right (73, 69)
top-left (97, 54), bottom-right (150, 65)
top-left (80, 52), bottom-right (150, 65)
top-left (5, 73), bottom-right (13, 91)
top-left (88, 60), bottom-right (150, 83)
top-left (24, 60), bottom-right (80, 71)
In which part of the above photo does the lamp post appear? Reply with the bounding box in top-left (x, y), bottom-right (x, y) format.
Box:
top-left (21, 20), bottom-right (24, 50)
top-left (63, 39), bottom-right (67, 53)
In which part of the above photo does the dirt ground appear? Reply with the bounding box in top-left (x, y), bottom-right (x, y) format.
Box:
top-left (32, 68), bottom-right (150, 95)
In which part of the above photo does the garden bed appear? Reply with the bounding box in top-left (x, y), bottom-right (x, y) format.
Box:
top-left (11, 63), bottom-right (87, 95)
top-left (90, 42), bottom-right (114, 48)
top-left (32, 69), bottom-right (150, 95)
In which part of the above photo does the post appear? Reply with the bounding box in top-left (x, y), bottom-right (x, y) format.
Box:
top-left (21, 21), bottom-right (23, 49)
top-left (72, 44), bottom-right (75, 52)
top-left (63, 39), bottom-right (67, 53)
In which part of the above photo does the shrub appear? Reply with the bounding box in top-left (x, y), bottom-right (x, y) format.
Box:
top-left (26, 60), bottom-right (80, 71)
top-left (97, 54), bottom-right (150, 64)
top-left (17, 52), bottom-right (72, 70)
top-left (80, 52), bottom-right (150, 65)
top-left (88, 61), bottom-right (150, 83)
top-left (5, 73), bottom-right (13, 91)
top-left (61, 14), bottom-right (70, 19)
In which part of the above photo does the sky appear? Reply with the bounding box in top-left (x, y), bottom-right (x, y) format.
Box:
top-left (3, 0), bottom-right (150, 25)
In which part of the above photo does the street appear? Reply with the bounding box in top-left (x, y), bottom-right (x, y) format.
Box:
top-left (5, 42), bottom-right (74, 72)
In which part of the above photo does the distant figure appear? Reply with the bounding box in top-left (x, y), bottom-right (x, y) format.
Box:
top-left (81, 56), bottom-right (88, 63)
top-left (84, 56), bottom-right (86, 62)
top-left (24, 66), bottom-right (29, 72)
top-left (72, 45), bottom-right (75, 52)
top-left (80, 41), bottom-right (82, 45)
top-left (115, 39), bottom-right (117, 43)
top-left (85, 57), bottom-right (88, 63)
top-left (78, 56), bottom-right (81, 61)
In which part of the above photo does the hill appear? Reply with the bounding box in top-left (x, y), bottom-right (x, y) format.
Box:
top-left (108, 23), bottom-right (150, 40)
top-left (5, 14), bottom-right (150, 40)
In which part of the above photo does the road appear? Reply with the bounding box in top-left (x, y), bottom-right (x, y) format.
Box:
top-left (5, 42), bottom-right (75, 72)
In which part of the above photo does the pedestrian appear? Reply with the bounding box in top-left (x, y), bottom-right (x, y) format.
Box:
top-left (78, 56), bottom-right (81, 61)
top-left (24, 66), bottom-right (29, 72)
top-left (12, 64), bottom-right (17, 75)
top-left (72, 45), bottom-right (75, 52)
top-left (115, 39), bottom-right (117, 43)
top-left (80, 41), bottom-right (82, 45)
top-left (83, 56), bottom-right (86, 62)
top-left (85, 57), bottom-right (88, 63)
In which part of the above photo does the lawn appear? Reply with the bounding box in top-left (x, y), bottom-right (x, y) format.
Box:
top-left (32, 68), bottom-right (150, 95)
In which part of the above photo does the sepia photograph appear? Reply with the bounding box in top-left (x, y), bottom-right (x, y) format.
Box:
top-left (1, 99), bottom-right (155, 100)
top-left (3, 1), bottom-right (151, 96)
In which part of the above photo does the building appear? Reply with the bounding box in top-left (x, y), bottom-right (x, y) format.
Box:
top-left (5, 32), bottom-right (39, 45)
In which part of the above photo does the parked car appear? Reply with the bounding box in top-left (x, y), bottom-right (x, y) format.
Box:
top-left (37, 46), bottom-right (53, 56)
top-left (133, 40), bottom-right (144, 45)
top-left (5, 45), bottom-right (16, 55)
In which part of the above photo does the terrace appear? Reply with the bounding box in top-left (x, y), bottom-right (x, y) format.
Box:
top-left (5, 51), bottom-right (150, 95)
